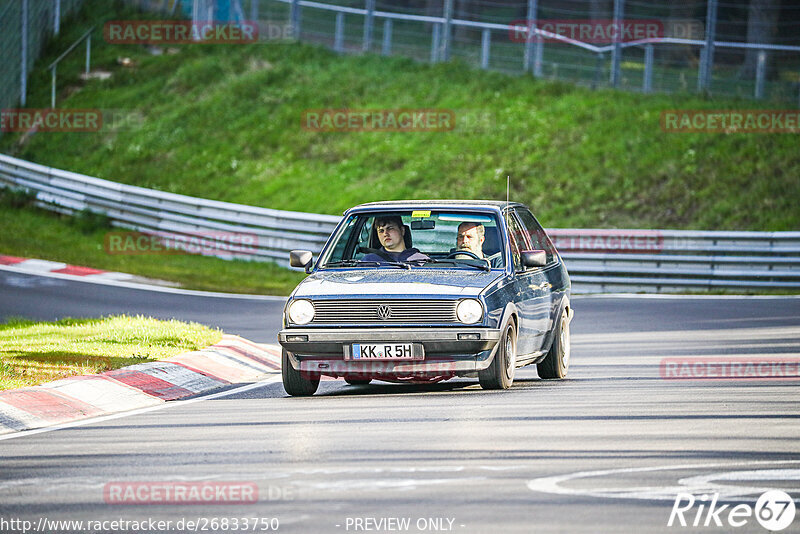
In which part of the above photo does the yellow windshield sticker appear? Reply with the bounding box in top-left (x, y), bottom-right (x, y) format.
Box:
top-left (411, 210), bottom-right (431, 218)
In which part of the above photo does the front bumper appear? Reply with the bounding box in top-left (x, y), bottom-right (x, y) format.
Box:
top-left (278, 327), bottom-right (501, 376)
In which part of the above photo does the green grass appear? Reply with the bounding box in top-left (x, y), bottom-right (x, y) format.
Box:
top-left (0, 315), bottom-right (222, 390)
top-left (2, 0), bottom-right (797, 231)
top-left (0, 191), bottom-right (306, 295)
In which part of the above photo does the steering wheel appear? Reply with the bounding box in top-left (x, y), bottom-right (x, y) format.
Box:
top-left (447, 250), bottom-right (483, 261)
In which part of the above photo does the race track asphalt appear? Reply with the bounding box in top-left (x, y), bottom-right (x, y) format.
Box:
top-left (1, 270), bottom-right (798, 533)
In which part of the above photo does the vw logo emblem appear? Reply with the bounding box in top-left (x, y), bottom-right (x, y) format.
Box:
top-left (376, 305), bottom-right (392, 320)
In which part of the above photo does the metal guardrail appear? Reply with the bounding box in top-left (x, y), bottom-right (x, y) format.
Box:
top-left (1, 153), bottom-right (799, 292)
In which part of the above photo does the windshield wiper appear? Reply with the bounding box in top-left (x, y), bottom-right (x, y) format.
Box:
top-left (323, 260), bottom-right (411, 270)
top-left (413, 258), bottom-right (490, 272)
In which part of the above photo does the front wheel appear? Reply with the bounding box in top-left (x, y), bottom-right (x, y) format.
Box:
top-left (479, 324), bottom-right (516, 390)
top-left (537, 310), bottom-right (570, 379)
top-left (282, 349), bottom-right (320, 396)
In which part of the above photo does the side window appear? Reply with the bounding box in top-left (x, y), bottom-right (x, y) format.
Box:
top-left (505, 212), bottom-right (528, 271)
top-left (515, 208), bottom-right (556, 265)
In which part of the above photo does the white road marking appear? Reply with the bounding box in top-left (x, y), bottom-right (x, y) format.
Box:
top-left (526, 460), bottom-right (800, 502)
top-left (0, 264), bottom-right (287, 300)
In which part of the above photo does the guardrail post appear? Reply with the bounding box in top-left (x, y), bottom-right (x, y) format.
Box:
top-left (431, 23), bottom-right (441, 63)
top-left (442, 0), bottom-right (453, 61)
top-left (643, 44), bottom-right (653, 93)
top-left (54, 0), bottom-right (61, 36)
top-left (480, 29), bottom-right (490, 69)
top-left (698, 0), bottom-right (717, 92)
top-left (20, 0), bottom-right (28, 107)
top-left (363, 0), bottom-right (375, 52)
top-left (334, 12), bottom-right (344, 53)
top-left (755, 49), bottom-right (766, 100)
top-left (610, 0), bottom-right (623, 87)
top-left (381, 19), bottom-right (392, 56)
top-left (290, 0), bottom-right (301, 40)
top-left (85, 33), bottom-right (91, 74)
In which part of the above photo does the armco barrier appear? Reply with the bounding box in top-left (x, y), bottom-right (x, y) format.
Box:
top-left (1, 153), bottom-right (799, 292)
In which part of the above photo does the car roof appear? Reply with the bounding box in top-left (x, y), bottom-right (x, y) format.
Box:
top-left (347, 200), bottom-right (526, 213)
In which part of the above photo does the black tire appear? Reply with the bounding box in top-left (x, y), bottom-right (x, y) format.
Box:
top-left (282, 349), bottom-right (320, 396)
top-left (537, 309), bottom-right (570, 379)
top-left (479, 323), bottom-right (516, 390)
top-left (344, 377), bottom-right (372, 386)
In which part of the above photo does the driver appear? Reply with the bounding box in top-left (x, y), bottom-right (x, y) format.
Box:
top-left (454, 222), bottom-right (485, 259)
top-left (362, 216), bottom-right (429, 262)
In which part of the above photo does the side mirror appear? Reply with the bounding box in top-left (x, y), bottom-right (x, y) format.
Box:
top-left (289, 250), bottom-right (314, 272)
top-left (521, 249), bottom-right (547, 268)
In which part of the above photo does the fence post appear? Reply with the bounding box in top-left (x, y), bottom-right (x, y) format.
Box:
top-left (523, 0), bottom-right (537, 72)
top-left (643, 44), bottom-right (653, 93)
top-left (755, 49), bottom-right (766, 100)
top-left (363, 0), bottom-right (375, 52)
top-left (54, 0), bottom-right (61, 36)
top-left (533, 34), bottom-right (543, 77)
top-left (592, 52), bottom-right (604, 89)
top-left (250, 0), bottom-right (257, 22)
top-left (431, 23), bottom-right (441, 63)
top-left (382, 18), bottom-right (392, 56)
top-left (85, 33), bottom-right (91, 74)
top-left (481, 28), bottom-right (490, 69)
top-left (290, 0), bottom-right (301, 40)
top-left (698, 0), bottom-right (717, 92)
top-left (21, 0), bottom-right (28, 107)
top-left (51, 66), bottom-right (56, 108)
top-left (334, 12), bottom-right (344, 53)
top-left (610, 0), bottom-right (623, 87)
top-left (442, 0), bottom-right (453, 61)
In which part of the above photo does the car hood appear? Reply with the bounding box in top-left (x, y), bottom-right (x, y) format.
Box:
top-left (293, 269), bottom-right (504, 298)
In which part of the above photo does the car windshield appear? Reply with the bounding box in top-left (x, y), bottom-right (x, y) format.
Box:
top-left (319, 210), bottom-right (505, 269)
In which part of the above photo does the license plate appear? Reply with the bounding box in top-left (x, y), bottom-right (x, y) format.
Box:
top-left (348, 343), bottom-right (419, 360)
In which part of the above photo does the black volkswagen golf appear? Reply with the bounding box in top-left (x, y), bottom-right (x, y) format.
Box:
top-left (278, 200), bottom-right (572, 396)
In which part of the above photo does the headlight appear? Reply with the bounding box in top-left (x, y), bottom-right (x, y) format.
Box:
top-left (456, 299), bottom-right (483, 324)
top-left (287, 299), bottom-right (315, 325)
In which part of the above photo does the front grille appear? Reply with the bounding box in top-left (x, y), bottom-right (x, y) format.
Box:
top-left (311, 299), bottom-right (459, 324)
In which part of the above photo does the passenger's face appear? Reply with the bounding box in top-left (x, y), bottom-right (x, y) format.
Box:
top-left (377, 222), bottom-right (404, 251)
top-left (457, 224), bottom-right (484, 256)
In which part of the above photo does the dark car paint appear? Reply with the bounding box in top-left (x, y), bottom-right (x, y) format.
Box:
top-left (280, 201), bottom-right (571, 371)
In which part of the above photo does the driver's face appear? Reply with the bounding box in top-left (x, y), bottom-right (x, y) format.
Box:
top-left (457, 224), bottom-right (484, 257)
top-left (377, 222), bottom-right (404, 251)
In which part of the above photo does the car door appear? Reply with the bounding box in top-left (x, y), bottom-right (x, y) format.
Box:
top-left (515, 207), bottom-right (561, 335)
top-left (506, 210), bottom-right (551, 356)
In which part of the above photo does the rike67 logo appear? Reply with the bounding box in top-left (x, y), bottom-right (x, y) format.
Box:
top-left (669, 490), bottom-right (796, 531)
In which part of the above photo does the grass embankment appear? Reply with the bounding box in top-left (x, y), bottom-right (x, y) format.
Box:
top-left (0, 0), bottom-right (797, 294)
top-left (0, 315), bottom-right (221, 390)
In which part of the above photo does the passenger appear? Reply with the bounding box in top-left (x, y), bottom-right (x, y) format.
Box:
top-left (454, 222), bottom-right (485, 259)
top-left (362, 216), bottom-right (429, 262)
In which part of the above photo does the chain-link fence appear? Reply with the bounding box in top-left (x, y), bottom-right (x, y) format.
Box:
top-left (0, 0), bottom-right (86, 116)
top-left (250, 0), bottom-right (800, 104)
